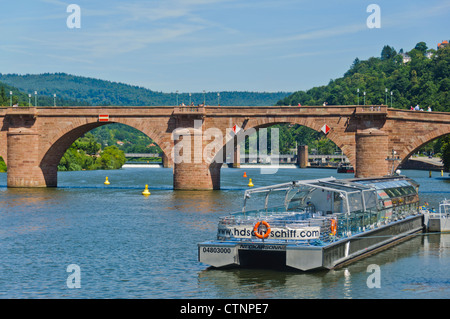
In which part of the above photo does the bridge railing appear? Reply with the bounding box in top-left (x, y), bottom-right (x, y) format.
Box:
top-left (355, 105), bottom-right (387, 114)
top-left (173, 106), bottom-right (206, 115)
top-left (2, 106), bottom-right (37, 117)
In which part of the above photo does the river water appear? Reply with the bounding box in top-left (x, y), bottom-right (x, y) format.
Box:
top-left (0, 167), bottom-right (449, 299)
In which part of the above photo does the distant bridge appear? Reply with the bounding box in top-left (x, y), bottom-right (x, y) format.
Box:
top-left (125, 152), bottom-right (349, 163)
top-left (125, 153), bottom-right (161, 158)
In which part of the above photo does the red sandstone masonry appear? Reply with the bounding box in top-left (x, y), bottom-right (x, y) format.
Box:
top-left (2, 106), bottom-right (450, 189)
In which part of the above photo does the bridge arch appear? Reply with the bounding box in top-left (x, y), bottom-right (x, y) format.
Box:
top-left (200, 118), bottom-right (355, 189)
top-left (395, 127), bottom-right (450, 169)
top-left (207, 117), bottom-right (355, 171)
top-left (243, 118), bottom-right (355, 167)
top-left (39, 118), bottom-right (174, 187)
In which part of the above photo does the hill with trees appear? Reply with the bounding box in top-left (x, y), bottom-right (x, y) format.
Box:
top-left (0, 74), bottom-right (291, 171)
top-left (0, 73), bottom-right (290, 107)
top-left (275, 41), bottom-right (450, 162)
top-left (277, 42), bottom-right (449, 111)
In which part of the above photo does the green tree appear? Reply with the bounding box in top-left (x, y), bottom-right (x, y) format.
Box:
top-left (381, 45), bottom-right (397, 60)
top-left (414, 42), bottom-right (428, 54)
top-left (441, 136), bottom-right (450, 172)
top-left (94, 146), bottom-right (126, 170)
top-left (0, 156), bottom-right (6, 172)
top-left (73, 132), bottom-right (101, 155)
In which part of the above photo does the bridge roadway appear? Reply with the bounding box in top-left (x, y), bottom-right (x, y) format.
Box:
top-left (1, 105), bottom-right (450, 189)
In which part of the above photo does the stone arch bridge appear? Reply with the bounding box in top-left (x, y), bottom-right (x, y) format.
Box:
top-left (1, 105), bottom-right (449, 190)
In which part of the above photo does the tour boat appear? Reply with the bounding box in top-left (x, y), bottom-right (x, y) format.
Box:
top-left (198, 175), bottom-right (424, 271)
top-left (423, 199), bottom-right (450, 233)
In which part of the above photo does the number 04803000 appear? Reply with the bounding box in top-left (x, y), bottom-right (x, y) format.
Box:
top-left (202, 247), bottom-right (231, 254)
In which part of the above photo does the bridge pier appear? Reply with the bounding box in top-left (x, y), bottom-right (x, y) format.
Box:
top-left (173, 162), bottom-right (221, 190)
top-left (172, 111), bottom-right (222, 190)
top-left (7, 129), bottom-right (51, 187)
top-left (297, 145), bottom-right (308, 168)
top-left (232, 144), bottom-right (240, 168)
top-left (162, 153), bottom-right (172, 168)
top-left (355, 129), bottom-right (389, 178)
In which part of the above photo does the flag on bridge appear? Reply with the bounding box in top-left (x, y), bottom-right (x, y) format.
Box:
top-left (232, 124), bottom-right (241, 135)
top-left (321, 124), bottom-right (330, 134)
top-left (98, 114), bottom-right (109, 122)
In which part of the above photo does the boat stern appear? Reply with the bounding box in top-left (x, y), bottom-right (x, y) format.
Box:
top-left (198, 242), bottom-right (240, 268)
top-left (198, 241), bottom-right (326, 271)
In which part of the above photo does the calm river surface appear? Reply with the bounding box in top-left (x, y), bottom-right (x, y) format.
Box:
top-left (0, 167), bottom-right (449, 299)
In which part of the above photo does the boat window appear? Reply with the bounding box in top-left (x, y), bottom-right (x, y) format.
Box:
top-left (346, 190), bottom-right (377, 213)
top-left (363, 190), bottom-right (378, 209)
top-left (285, 186), bottom-right (313, 209)
top-left (385, 188), bottom-right (400, 198)
top-left (383, 186), bottom-right (417, 199)
top-left (333, 192), bottom-right (344, 213)
top-left (347, 192), bottom-right (363, 212)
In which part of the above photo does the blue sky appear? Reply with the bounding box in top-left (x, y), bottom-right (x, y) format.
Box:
top-left (0, 0), bottom-right (449, 93)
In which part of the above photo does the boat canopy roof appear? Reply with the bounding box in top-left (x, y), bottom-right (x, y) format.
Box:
top-left (241, 175), bottom-right (418, 216)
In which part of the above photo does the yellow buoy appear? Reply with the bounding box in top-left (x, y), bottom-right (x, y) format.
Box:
top-left (248, 178), bottom-right (254, 187)
top-left (104, 177), bottom-right (110, 185)
top-left (142, 184), bottom-right (151, 196)
top-left (243, 172), bottom-right (247, 178)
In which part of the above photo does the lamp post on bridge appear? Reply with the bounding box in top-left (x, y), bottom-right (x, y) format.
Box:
top-left (385, 88), bottom-right (388, 105)
top-left (10, 91), bottom-right (12, 107)
top-left (54, 94), bottom-right (56, 107)
top-left (217, 92), bottom-right (220, 106)
top-left (386, 149), bottom-right (401, 175)
top-left (363, 91), bottom-right (366, 105)
top-left (357, 88), bottom-right (359, 105)
top-left (203, 90), bottom-right (206, 106)
top-left (189, 93), bottom-right (192, 106)
top-left (390, 91), bottom-right (393, 107)
top-left (28, 94), bottom-right (31, 107)
top-left (34, 91), bottom-right (37, 107)
top-left (176, 90), bottom-right (179, 106)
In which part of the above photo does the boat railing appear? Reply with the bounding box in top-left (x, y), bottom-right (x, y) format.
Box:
top-left (222, 207), bottom-right (320, 224)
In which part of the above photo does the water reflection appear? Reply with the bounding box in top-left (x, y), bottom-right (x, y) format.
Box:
top-left (196, 233), bottom-right (450, 299)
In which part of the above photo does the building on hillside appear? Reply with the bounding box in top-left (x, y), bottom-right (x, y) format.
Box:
top-left (438, 40), bottom-right (449, 49)
top-left (400, 53), bottom-right (411, 63)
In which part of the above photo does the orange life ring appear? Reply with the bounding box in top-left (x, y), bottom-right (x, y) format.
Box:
top-left (254, 221), bottom-right (271, 239)
top-left (330, 219), bottom-right (337, 236)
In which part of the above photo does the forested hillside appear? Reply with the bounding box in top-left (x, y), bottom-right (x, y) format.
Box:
top-left (0, 80), bottom-right (89, 107)
top-left (275, 41), bottom-right (450, 163)
top-left (277, 42), bottom-right (450, 111)
top-left (0, 73), bottom-right (290, 107)
top-left (0, 73), bottom-right (290, 171)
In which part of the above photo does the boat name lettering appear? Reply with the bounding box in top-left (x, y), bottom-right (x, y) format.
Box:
top-left (218, 225), bottom-right (320, 240)
top-left (239, 244), bottom-right (285, 251)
